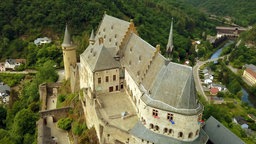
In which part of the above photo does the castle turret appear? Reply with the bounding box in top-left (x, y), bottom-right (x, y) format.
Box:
top-left (166, 18), bottom-right (174, 57)
top-left (89, 29), bottom-right (95, 45)
top-left (62, 24), bottom-right (77, 80)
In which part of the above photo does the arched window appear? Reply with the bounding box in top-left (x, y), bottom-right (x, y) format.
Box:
top-left (188, 132), bottom-right (193, 138)
top-left (150, 123), bottom-right (154, 129)
top-left (155, 125), bottom-right (159, 131)
top-left (163, 128), bottom-right (168, 133)
top-left (178, 132), bottom-right (183, 138)
top-left (168, 129), bottom-right (173, 134)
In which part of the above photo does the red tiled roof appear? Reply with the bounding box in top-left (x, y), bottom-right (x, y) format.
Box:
top-left (246, 68), bottom-right (256, 79)
top-left (210, 88), bottom-right (219, 95)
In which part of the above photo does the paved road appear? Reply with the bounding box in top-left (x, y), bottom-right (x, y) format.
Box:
top-left (193, 56), bottom-right (226, 102)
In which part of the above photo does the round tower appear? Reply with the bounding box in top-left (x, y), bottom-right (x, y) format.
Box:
top-left (62, 25), bottom-right (77, 80)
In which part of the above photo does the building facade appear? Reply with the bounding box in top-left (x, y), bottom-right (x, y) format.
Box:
top-left (64, 14), bottom-right (208, 144)
top-left (243, 64), bottom-right (256, 86)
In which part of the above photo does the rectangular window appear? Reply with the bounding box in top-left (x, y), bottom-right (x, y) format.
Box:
top-left (116, 85), bottom-right (118, 91)
top-left (109, 86), bottom-right (113, 92)
top-left (106, 76), bottom-right (109, 82)
top-left (167, 113), bottom-right (173, 120)
top-left (113, 75), bottom-right (116, 81)
top-left (98, 78), bottom-right (101, 84)
top-left (152, 109), bottom-right (158, 117)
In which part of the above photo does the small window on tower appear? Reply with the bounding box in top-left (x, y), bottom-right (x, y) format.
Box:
top-left (130, 46), bottom-right (133, 52)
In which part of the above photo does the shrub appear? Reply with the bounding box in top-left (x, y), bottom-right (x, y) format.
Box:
top-left (72, 121), bottom-right (87, 136)
top-left (57, 118), bottom-right (72, 131)
top-left (58, 94), bottom-right (66, 102)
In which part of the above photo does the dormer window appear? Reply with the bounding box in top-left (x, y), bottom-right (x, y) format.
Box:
top-left (152, 109), bottom-right (158, 117)
top-left (167, 113), bottom-right (173, 120)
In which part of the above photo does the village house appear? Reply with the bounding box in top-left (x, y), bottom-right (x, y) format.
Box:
top-left (0, 82), bottom-right (10, 104)
top-left (210, 83), bottom-right (227, 91)
top-left (0, 62), bottom-right (5, 72)
top-left (34, 37), bottom-right (52, 46)
top-left (210, 87), bottom-right (219, 96)
top-left (233, 116), bottom-right (249, 129)
top-left (4, 59), bottom-right (26, 71)
top-left (243, 64), bottom-right (256, 86)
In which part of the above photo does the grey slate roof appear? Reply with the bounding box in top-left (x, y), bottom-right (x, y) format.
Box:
top-left (203, 116), bottom-right (245, 144)
top-left (95, 14), bottom-right (130, 48)
top-left (121, 33), bottom-right (202, 114)
top-left (245, 64), bottom-right (256, 72)
top-left (150, 63), bottom-right (197, 109)
top-left (0, 83), bottom-right (10, 95)
top-left (81, 42), bottom-right (120, 72)
top-left (129, 122), bottom-right (208, 144)
top-left (62, 25), bottom-right (72, 47)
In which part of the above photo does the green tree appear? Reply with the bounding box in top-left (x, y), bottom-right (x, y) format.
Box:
top-left (0, 107), bottom-right (7, 128)
top-left (36, 60), bottom-right (58, 83)
top-left (12, 109), bottom-right (38, 137)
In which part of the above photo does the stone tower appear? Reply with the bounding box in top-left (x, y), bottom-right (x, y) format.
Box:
top-left (62, 24), bottom-right (77, 80)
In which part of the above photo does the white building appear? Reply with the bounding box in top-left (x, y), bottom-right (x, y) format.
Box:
top-left (4, 59), bottom-right (26, 70)
top-left (65, 14), bottom-right (208, 144)
top-left (34, 37), bottom-right (52, 46)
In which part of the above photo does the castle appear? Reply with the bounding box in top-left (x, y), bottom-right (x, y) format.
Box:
top-left (62, 14), bottom-right (208, 144)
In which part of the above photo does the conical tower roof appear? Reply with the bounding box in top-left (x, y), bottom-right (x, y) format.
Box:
top-left (62, 24), bottom-right (72, 47)
top-left (89, 29), bottom-right (95, 41)
top-left (166, 18), bottom-right (174, 54)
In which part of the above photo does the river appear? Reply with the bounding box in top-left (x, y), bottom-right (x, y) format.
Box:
top-left (210, 40), bottom-right (255, 107)
top-left (210, 40), bottom-right (234, 59)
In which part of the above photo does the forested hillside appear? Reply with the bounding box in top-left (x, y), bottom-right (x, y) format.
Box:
top-left (229, 25), bottom-right (256, 68)
top-left (185, 0), bottom-right (256, 26)
top-left (0, 0), bottom-right (217, 64)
